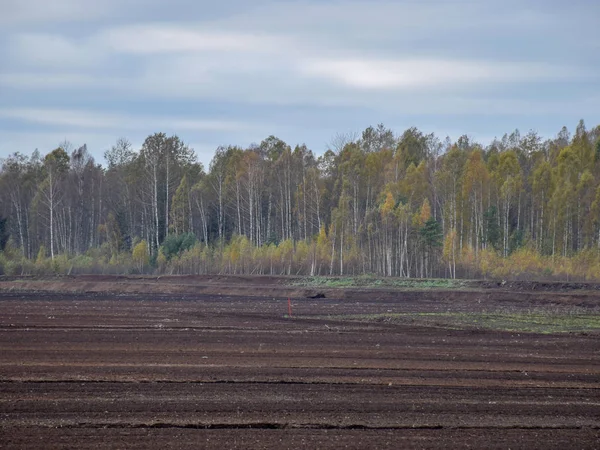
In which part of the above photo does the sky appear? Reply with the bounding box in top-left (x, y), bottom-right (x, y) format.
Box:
top-left (1, 0), bottom-right (599, 168)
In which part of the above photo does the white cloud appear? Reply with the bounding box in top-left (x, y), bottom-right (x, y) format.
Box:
top-left (102, 25), bottom-right (286, 54)
top-left (300, 58), bottom-right (585, 90)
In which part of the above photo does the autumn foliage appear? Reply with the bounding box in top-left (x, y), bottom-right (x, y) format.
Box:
top-left (1, 122), bottom-right (600, 281)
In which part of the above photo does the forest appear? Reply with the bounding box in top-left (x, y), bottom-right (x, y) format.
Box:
top-left (1, 121), bottom-right (600, 280)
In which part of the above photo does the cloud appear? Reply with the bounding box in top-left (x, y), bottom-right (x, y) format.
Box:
top-left (2, 4), bottom-right (590, 101)
top-left (10, 33), bottom-right (106, 69)
top-left (0, 0), bottom-right (598, 164)
top-left (102, 24), bottom-right (286, 54)
top-left (0, 108), bottom-right (254, 132)
top-left (207, 0), bottom-right (564, 50)
top-left (0, 0), bottom-right (118, 25)
top-left (217, 1), bottom-right (480, 37)
top-left (300, 58), bottom-right (585, 90)
top-left (0, 73), bottom-right (107, 89)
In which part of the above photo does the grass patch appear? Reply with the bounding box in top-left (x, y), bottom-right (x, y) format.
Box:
top-left (292, 276), bottom-right (466, 289)
top-left (299, 311), bottom-right (600, 334)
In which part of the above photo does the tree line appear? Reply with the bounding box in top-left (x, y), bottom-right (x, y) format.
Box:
top-left (1, 121), bottom-right (600, 280)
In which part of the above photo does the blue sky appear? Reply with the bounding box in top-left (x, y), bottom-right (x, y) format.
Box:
top-left (1, 0), bottom-right (598, 168)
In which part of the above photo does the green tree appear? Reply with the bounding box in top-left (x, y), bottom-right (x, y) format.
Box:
top-left (161, 233), bottom-right (197, 260)
top-left (396, 127), bottom-right (429, 169)
top-left (0, 217), bottom-right (9, 251)
top-left (420, 217), bottom-right (443, 277)
top-left (420, 217), bottom-right (443, 248)
top-left (484, 206), bottom-right (500, 251)
top-left (360, 123), bottom-right (395, 153)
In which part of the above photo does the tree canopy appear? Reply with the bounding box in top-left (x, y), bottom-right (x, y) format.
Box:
top-left (2, 122), bottom-right (600, 280)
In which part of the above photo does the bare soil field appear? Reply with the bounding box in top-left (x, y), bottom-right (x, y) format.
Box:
top-left (0, 275), bottom-right (598, 449)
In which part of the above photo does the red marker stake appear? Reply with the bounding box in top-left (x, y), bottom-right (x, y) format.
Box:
top-left (288, 298), bottom-right (292, 317)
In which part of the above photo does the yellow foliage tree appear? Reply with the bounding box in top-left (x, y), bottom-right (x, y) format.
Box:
top-left (315, 225), bottom-right (330, 275)
top-left (132, 240), bottom-right (149, 273)
top-left (380, 191), bottom-right (395, 219)
top-left (442, 229), bottom-right (457, 279)
top-left (419, 198), bottom-right (431, 225)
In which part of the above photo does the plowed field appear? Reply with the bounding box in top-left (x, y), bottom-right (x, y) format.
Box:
top-left (0, 276), bottom-right (598, 449)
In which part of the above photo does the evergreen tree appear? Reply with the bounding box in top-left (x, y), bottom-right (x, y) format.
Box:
top-left (484, 206), bottom-right (500, 250)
